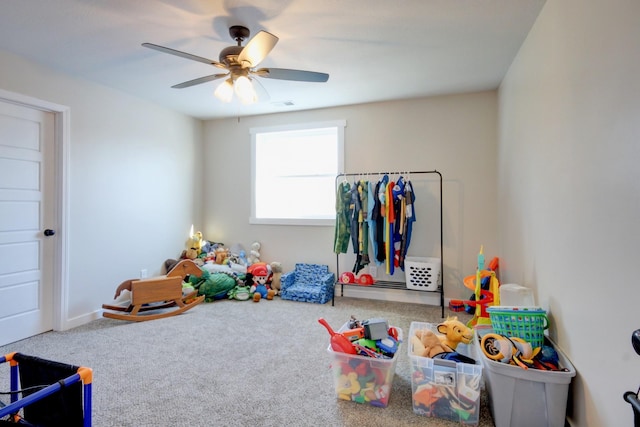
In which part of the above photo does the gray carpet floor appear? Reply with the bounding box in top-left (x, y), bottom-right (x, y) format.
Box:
top-left (0, 297), bottom-right (495, 426)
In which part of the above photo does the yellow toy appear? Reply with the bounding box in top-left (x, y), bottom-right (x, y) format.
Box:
top-left (463, 245), bottom-right (501, 327)
top-left (410, 329), bottom-right (452, 357)
top-left (436, 316), bottom-right (473, 350)
top-left (410, 316), bottom-right (473, 358)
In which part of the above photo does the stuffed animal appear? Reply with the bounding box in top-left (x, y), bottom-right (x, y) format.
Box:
top-left (214, 246), bottom-right (229, 265)
top-left (247, 262), bottom-right (273, 302)
top-left (183, 248), bottom-right (198, 260)
top-left (247, 241), bottom-right (261, 265)
top-left (410, 329), bottom-right (453, 358)
top-left (187, 231), bottom-right (204, 256)
top-left (270, 261), bottom-right (282, 295)
top-left (227, 285), bottom-right (251, 301)
top-left (436, 316), bottom-right (473, 350)
top-left (410, 317), bottom-right (473, 358)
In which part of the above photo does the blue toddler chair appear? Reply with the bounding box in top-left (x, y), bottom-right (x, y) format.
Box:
top-left (280, 263), bottom-right (335, 304)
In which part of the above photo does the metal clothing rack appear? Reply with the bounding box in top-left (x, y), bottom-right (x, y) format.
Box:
top-left (332, 169), bottom-right (444, 318)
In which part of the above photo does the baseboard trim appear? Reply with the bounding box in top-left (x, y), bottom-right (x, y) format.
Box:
top-left (60, 309), bottom-right (102, 331)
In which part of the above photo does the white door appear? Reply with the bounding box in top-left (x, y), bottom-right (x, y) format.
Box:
top-left (0, 100), bottom-right (55, 346)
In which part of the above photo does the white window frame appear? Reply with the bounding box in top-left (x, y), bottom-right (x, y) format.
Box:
top-left (250, 120), bottom-right (345, 226)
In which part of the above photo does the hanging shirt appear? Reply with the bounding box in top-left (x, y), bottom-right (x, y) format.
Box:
top-left (385, 180), bottom-right (396, 275)
top-left (392, 177), bottom-right (406, 269)
top-left (402, 180), bottom-right (416, 258)
top-left (349, 181), bottom-right (362, 255)
top-left (333, 181), bottom-right (352, 254)
top-left (374, 175), bottom-right (388, 264)
top-left (358, 180), bottom-right (370, 265)
top-left (367, 180), bottom-right (377, 264)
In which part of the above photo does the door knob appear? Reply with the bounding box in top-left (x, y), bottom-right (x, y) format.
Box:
top-left (44, 229), bottom-right (56, 237)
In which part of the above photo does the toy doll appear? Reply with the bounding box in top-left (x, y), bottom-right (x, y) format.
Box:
top-left (247, 262), bottom-right (274, 302)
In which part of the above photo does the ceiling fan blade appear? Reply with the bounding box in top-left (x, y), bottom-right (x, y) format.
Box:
top-left (254, 68), bottom-right (329, 83)
top-left (237, 31), bottom-right (279, 68)
top-left (142, 43), bottom-right (226, 69)
top-left (171, 73), bottom-right (228, 89)
top-left (251, 78), bottom-right (271, 103)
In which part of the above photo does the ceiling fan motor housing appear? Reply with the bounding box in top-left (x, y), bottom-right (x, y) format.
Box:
top-left (219, 45), bottom-right (243, 66)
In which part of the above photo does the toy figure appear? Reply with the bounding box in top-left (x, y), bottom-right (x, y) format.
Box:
top-left (247, 262), bottom-right (274, 302)
top-left (436, 316), bottom-right (473, 350)
top-left (270, 261), bottom-right (282, 295)
top-left (227, 285), bottom-right (251, 301)
top-left (247, 241), bottom-right (261, 265)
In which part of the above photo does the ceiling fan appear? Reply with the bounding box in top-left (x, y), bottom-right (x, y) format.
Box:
top-left (142, 25), bottom-right (329, 104)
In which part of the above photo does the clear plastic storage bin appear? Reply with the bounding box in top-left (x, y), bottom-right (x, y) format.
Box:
top-left (327, 324), bottom-right (403, 407)
top-left (408, 321), bottom-right (482, 425)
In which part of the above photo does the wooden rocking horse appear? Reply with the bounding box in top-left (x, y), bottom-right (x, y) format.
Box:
top-left (101, 259), bottom-right (205, 321)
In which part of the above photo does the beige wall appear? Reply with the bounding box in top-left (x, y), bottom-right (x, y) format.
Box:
top-left (0, 49), bottom-right (203, 326)
top-left (203, 92), bottom-right (499, 303)
top-left (498, 0), bottom-right (640, 425)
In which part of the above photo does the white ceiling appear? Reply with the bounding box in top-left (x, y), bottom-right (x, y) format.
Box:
top-left (0, 0), bottom-right (546, 120)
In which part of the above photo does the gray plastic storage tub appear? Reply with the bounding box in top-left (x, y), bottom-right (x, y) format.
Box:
top-left (475, 332), bottom-right (576, 427)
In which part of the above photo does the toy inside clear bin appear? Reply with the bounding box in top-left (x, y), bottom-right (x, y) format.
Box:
top-left (326, 323), bottom-right (403, 408)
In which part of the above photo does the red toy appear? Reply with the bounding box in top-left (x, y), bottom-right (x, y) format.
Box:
top-left (339, 272), bottom-right (375, 285)
top-left (318, 318), bottom-right (356, 354)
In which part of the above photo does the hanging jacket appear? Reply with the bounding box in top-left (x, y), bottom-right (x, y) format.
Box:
top-left (333, 181), bottom-right (352, 254)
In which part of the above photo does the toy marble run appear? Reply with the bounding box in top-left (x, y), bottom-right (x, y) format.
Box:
top-left (463, 246), bottom-right (500, 327)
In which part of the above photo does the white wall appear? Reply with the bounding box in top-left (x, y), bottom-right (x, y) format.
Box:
top-left (203, 92), bottom-right (499, 303)
top-left (0, 50), bottom-right (203, 326)
top-left (498, 0), bottom-right (640, 425)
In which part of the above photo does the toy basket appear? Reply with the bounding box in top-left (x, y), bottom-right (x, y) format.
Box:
top-left (405, 257), bottom-right (441, 291)
top-left (487, 306), bottom-right (549, 348)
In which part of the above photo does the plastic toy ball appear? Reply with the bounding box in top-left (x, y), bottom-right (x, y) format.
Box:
top-left (538, 345), bottom-right (559, 366)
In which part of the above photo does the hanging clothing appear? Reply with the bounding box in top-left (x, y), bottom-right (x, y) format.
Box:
top-left (349, 180), bottom-right (371, 274)
top-left (374, 175), bottom-right (388, 265)
top-left (358, 180), bottom-right (370, 267)
top-left (392, 177), bottom-right (406, 270)
top-left (333, 181), bottom-right (352, 254)
top-left (367, 180), bottom-right (377, 264)
top-left (385, 180), bottom-right (396, 275)
top-left (348, 181), bottom-right (361, 256)
top-left (335, 172), bottom-right (421, 276)
top-left (400, 180), bottom-right (416, 266)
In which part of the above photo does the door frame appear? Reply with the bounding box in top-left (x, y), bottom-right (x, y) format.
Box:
top-left (0, 88), bottom-right (69, 331)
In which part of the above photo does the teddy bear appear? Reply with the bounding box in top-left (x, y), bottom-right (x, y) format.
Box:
top-left (247, 241), bottom-right (261, 265)
top-left (269, 261), bottom-right (282, 295)
top-left (410, 329), bottom-right (453, 358)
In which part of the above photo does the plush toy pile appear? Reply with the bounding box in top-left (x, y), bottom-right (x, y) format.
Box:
top-left (171, 231), bottom-right (283, 303)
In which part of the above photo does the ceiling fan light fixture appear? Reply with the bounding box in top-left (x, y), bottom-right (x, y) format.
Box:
top-left (214, 79), bottom-right (234, 103)
top-left (234, 75), bottom-right (257, 104)
top-left (144, 26), bottom-right (328, 105)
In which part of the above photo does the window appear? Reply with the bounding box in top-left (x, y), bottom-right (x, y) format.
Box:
top-left (250, 120), bottom-right (345, 225)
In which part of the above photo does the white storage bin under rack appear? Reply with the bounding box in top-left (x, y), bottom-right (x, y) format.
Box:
top-left (405, 256), bottom-right (441, 291)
